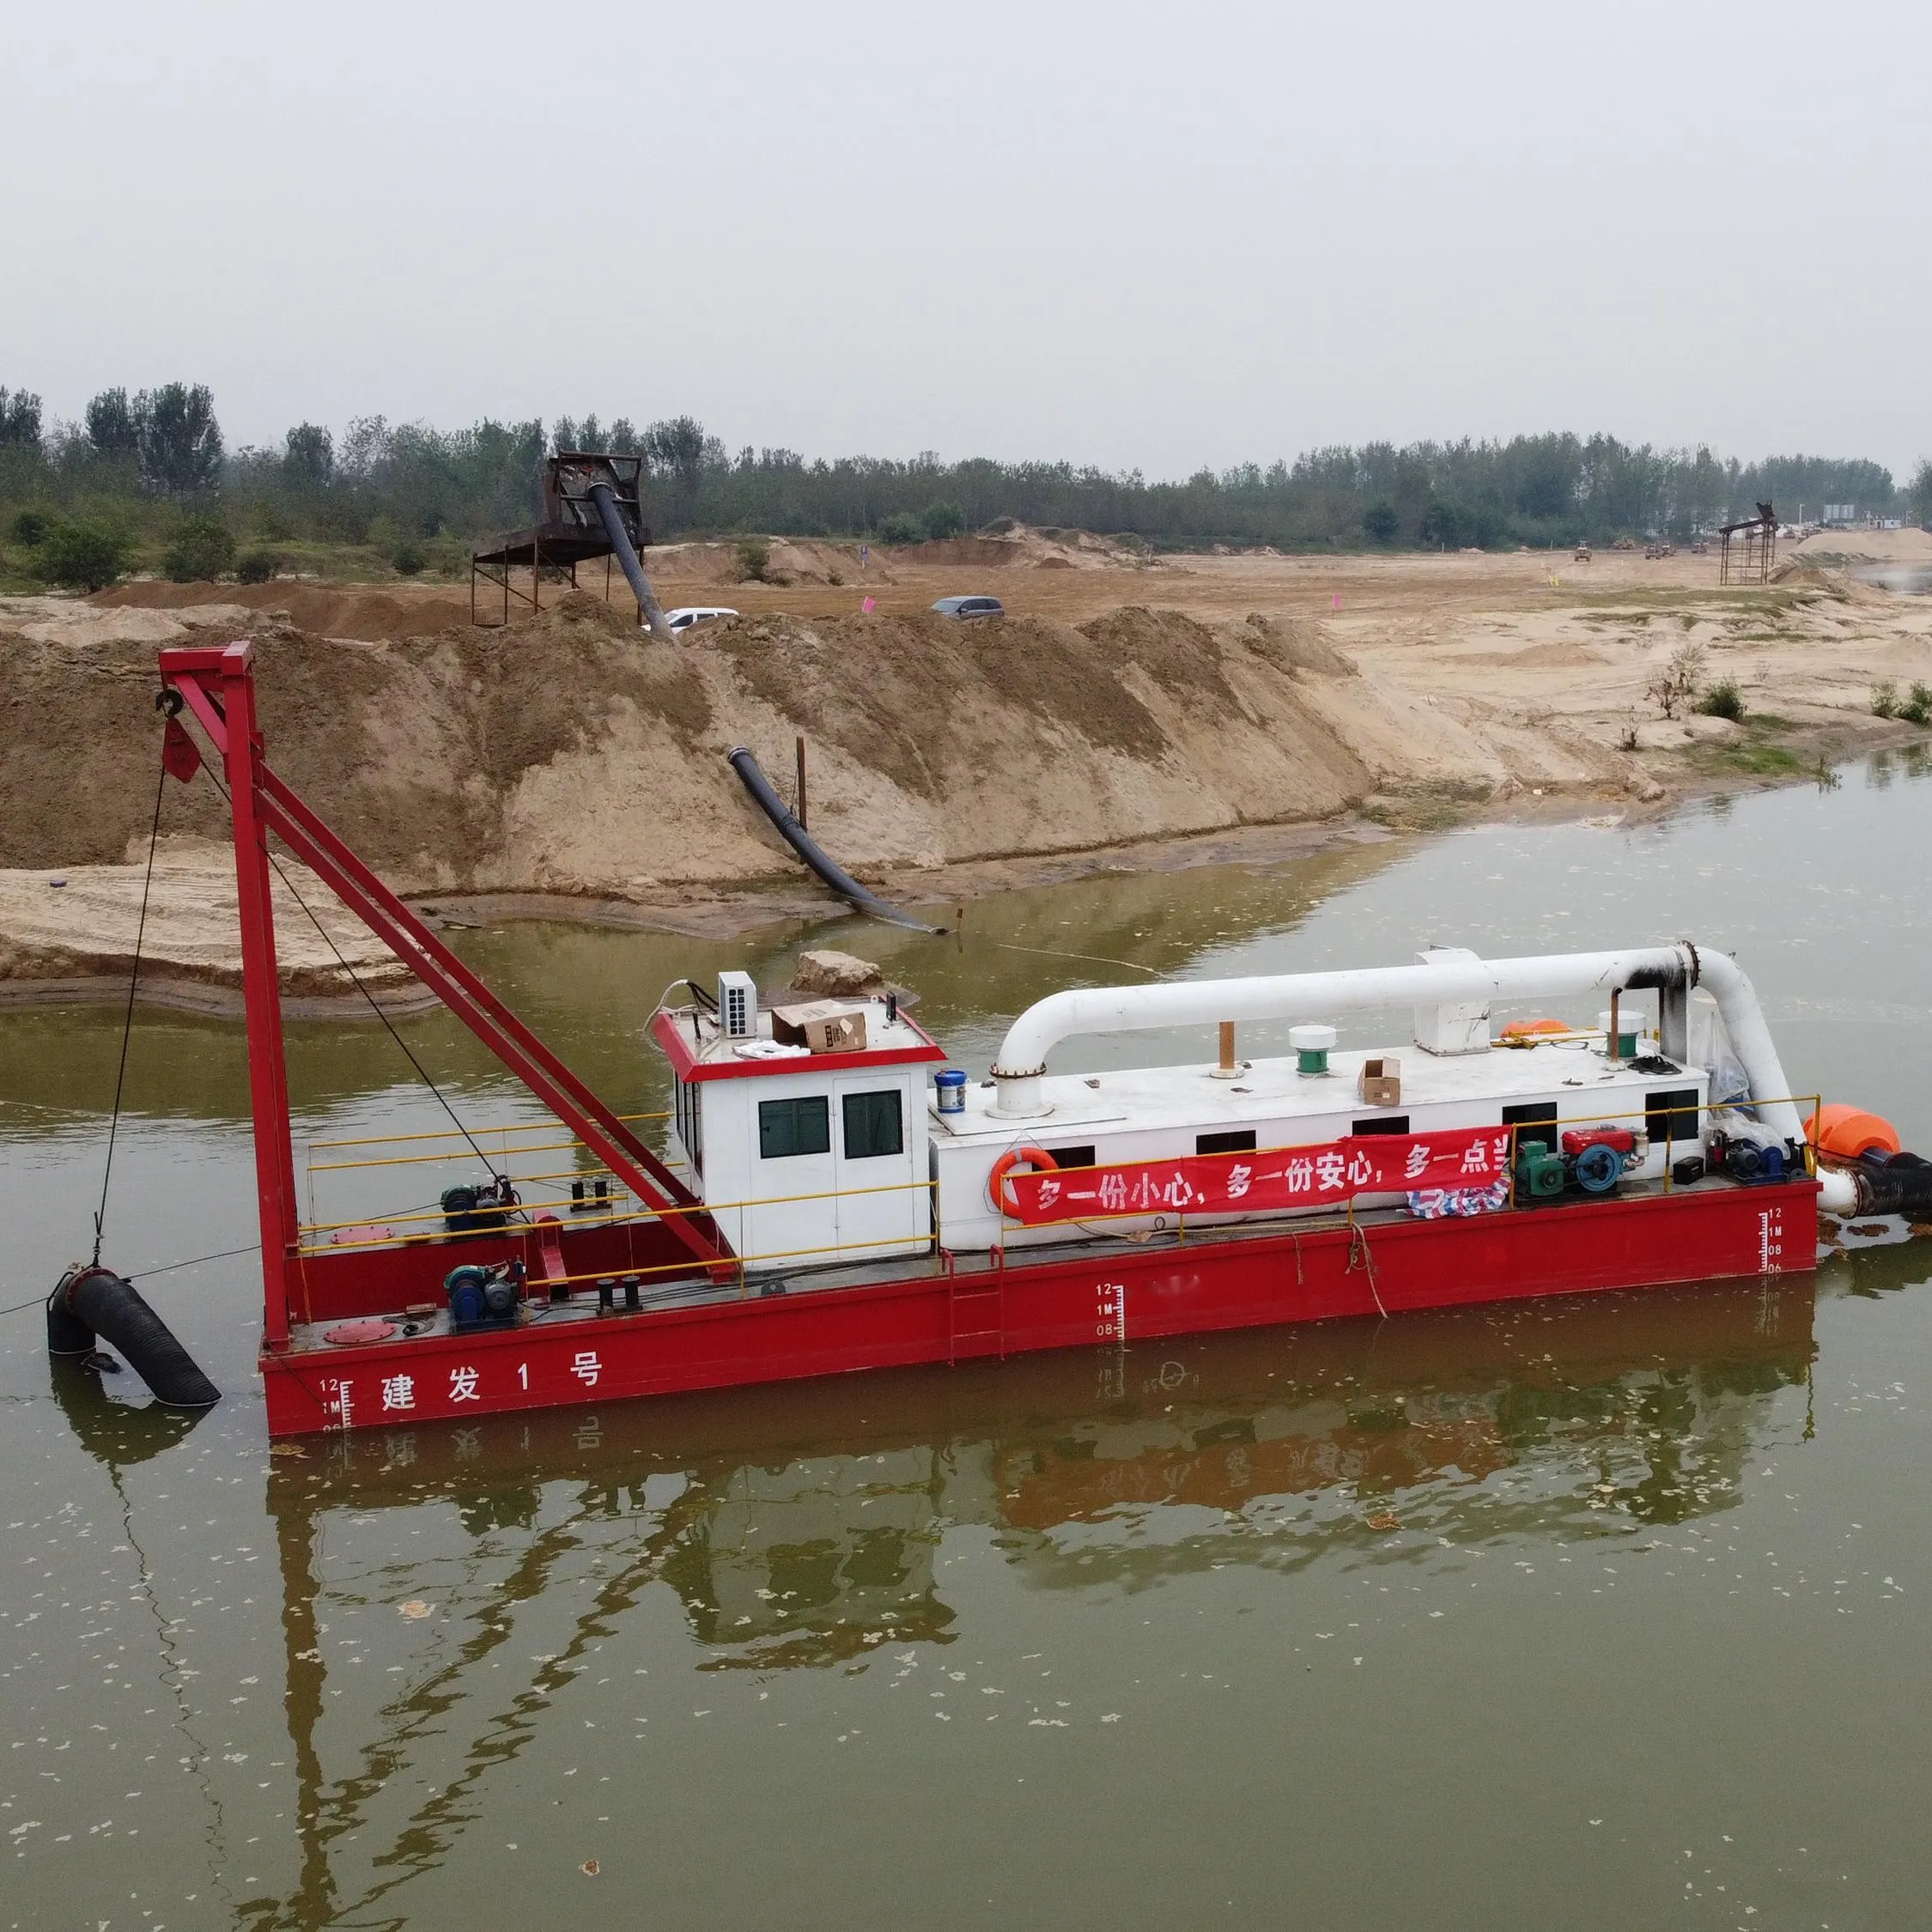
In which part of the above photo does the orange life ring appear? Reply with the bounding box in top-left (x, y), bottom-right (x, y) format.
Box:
top-left (990, 1145), bottom-right (1058, 1214)
top-left (1807, 1103), bottom-right (1901, 1161)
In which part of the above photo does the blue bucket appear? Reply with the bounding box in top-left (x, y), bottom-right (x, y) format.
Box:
top-left (935, 1069), bottom-right (968, 1115)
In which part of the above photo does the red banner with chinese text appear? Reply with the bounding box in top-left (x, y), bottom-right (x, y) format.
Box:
top-left (998, 1123), bottom-right (1515, 1225)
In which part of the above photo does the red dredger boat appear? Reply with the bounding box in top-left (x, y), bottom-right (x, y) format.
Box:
top-left (58, 641), bottom-right (1929, 1438)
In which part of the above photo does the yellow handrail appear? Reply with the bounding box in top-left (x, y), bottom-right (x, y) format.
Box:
top-left (296, 1178), bottom-right (941, 1284)
top-left (296, 1174), bottom-right (937, 1242)
top-left (306, 1109), bottom-right (669, 1155)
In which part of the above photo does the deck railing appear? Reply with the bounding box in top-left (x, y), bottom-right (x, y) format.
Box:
top-left (297, 1111), bottom-right (940, 1299)
top-left (295, 1091), bottom-right (1826, 1311)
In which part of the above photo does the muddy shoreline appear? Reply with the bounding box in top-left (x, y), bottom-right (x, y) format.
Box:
top-left (0, 737), bottom-right (1903, 1020)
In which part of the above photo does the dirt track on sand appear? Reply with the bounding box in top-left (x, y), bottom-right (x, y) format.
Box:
top-left (6, 532), bottom-right (1932, 988)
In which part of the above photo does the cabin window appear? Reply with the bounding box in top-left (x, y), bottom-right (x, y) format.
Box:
top-left (674, 1077), bottom-right (703, 1176)
top-left (1047, 1145), bottom-right (1097, 1169)
top-left (759, 1095), bottom-right (830, 1160)
top-left (1646, 1087), bottom-right (1701, 1146)
top-left (1196, 1129), bottom-right (1257, 1157)
top-left (841, 1089), bottom-right (905, 1160)
top-left (1353, 1115), bottom-right (1410, 1137)
top-left (1502, 1101), bottom-right (1560, 1151)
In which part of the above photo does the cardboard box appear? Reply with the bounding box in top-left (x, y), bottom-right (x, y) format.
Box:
top-left (770, 999), bottom-right (868, 1054)
top-left (1358, 1055), bottom-right (1401, 1107)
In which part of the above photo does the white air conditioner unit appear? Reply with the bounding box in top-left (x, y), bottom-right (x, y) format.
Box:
top-left (718, 969), bottom-right (757, 1039)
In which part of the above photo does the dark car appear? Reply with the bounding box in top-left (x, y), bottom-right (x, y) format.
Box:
top-left (932, 595), bottom-right (1004, 619)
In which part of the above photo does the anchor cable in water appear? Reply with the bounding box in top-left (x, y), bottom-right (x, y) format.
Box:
top-left (90, 754), bottom-right (169, 1267)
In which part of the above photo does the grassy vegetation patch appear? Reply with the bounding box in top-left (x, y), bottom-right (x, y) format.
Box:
top-left (1362, 781), bottom-right (1495, 830)
top-left (1577, 587), bottom-right (1820, 617)
top-left (1687, 741), bottom-right (1804, 778)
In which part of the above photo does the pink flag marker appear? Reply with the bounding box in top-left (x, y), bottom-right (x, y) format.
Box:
top-left (1332, 592), bottom-right (1341, 611)
top-left (862, 596), bottom-right (876, 614)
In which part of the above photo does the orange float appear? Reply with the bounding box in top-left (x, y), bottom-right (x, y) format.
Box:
top-left (1498, 1018), bottom-right (1570, 1045)
top-left (1806, 1103), bottom-right (1901, 1161)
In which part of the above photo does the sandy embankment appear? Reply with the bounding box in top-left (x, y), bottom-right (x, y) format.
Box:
top-left (5, 526), bottom-right (1932, 1008)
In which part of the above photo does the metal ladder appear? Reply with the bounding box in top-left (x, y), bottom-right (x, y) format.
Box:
top-left (946, 1249), bottom-right (1005, 1365)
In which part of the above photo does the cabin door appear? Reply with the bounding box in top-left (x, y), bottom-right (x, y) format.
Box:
top-left (746, 1091), bottom-right (839, 1272)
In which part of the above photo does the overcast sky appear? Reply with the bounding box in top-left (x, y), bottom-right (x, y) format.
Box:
top-left (6, 1), bottom-right (1927, 478)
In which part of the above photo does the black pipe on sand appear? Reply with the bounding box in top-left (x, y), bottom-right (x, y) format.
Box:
top-left (47, 1266), bottom-right (220, 1408)
top-left (727, 747), bottom-right (945, 933)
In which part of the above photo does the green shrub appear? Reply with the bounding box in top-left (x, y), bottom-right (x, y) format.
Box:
top-left (1362, 498), bottom-right (1400, 544)
top-left (878, 511), bottom-right (925, 545)
top-left (9, 507), bottom-right (50, 547)
top-left (1694, 678), bottom-right (1745, 721)
top-left (391, 539), bottom-right (426, 575)
top-left (161, 513), bottom-right (236, 582)
top-left (1900, 682), bottom-right (1932, 726)
top-left (1646, 639), bottom-right (1705, 720)
top-left (1872, 680), bottom-right (1899, 719)
top-left (921, 500), bottom-right (965, 541)
top-left (236, 548), bottom-right (277, 585)
top-left (36, 519), bottom-right (135, 592)
top-left (734, 537), bottom-right (770, 582)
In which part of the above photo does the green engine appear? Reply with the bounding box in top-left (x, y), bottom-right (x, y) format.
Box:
top-left (1513, 1139), bottom-right (1566, 1201)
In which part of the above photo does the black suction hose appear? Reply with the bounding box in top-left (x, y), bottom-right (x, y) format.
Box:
top-left (586, 482), bottom-right (676, 641)
top-left (46, 1266), bottom-right (220, 1408)
top-left (727, 746), bottom-right (945, 933)
top-left (1850, 1163), bottom-right (1932, 1218)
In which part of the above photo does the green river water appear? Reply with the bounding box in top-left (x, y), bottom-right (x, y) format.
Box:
top-left (3, 755), bottom-right (1931, 1930)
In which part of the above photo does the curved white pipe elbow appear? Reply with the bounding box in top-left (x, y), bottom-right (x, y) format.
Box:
top-left (1817, 1165), bottom-right (1859, 1215)
top-left (1690, 948), bottom-right (1805, 1148)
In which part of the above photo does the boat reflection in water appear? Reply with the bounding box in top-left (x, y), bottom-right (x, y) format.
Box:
top-left (266, 1271), bottom-right (1832, 1679)
top-left (59, 1249), bottom-right (1922, 1932)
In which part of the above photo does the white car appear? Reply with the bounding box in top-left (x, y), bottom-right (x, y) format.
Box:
top-left (664, 605), bottom-right (738, 633)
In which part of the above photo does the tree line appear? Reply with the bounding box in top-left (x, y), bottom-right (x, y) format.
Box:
top-left (1, 376), bottom-right (1924, 590)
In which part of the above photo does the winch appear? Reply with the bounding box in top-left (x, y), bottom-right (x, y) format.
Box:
top-left (440, 1174), bottom-right (519, 1234)
top-left (443, 1260), bottom-right (526, 1332)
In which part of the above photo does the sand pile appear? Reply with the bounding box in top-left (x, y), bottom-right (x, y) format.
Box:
top-left (640, 523), bottom-right (1145, 588)
top-left (1789, 526), bottom-right (1932, 566)
top-left (1766, 558), bottom-right (1897, 607)
top-left (94, 578), bottom-right (472, 640)
top-left (2, 593), bottom-right (258, 648)
top-left (641, 538), bottom-right (883, 587)
top-left (0, 592), bottom-right (1370, 905)
top-left (894, 525), bottom-right (1147, 571)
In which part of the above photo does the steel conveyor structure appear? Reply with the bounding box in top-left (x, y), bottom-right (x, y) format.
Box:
top-left (471, 453), bottom-right (676, 640)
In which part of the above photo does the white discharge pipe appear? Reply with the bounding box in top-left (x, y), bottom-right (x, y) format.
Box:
top-left (991, 943), bottom-right (1826, 1185)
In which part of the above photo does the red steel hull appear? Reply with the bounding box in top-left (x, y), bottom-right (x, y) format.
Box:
top-left (262, 1180), bottom-right (1816, 1437)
